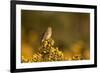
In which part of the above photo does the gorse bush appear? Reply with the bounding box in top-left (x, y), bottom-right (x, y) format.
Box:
top-left (22, 38), bottom-right (65, 63)
top-left (21, 38), bottom-right (90, 63)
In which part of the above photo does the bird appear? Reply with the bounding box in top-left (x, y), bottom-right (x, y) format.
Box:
top-left (41, 27), bottom-right (52, 42)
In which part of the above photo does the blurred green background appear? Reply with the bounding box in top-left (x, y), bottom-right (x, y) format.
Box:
top-left (21, 10), bottom-right (90, 56)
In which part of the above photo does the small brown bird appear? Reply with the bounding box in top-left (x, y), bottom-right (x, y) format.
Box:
top-left (42, 27), bottom-right (52, 42)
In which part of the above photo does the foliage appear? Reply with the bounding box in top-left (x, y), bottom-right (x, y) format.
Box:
top-left (22, 38), bottom-right (65, 63)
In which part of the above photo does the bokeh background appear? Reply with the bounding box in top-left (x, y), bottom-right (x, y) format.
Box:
top-left (21, 10), bottom-right (90, 61)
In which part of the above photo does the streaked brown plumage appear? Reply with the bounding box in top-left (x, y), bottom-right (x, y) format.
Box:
top-left (42, 27), bottom-right (52, 42)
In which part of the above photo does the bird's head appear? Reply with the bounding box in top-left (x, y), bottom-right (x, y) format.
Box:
top-left (47, 27), bottom-right (52, 32)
